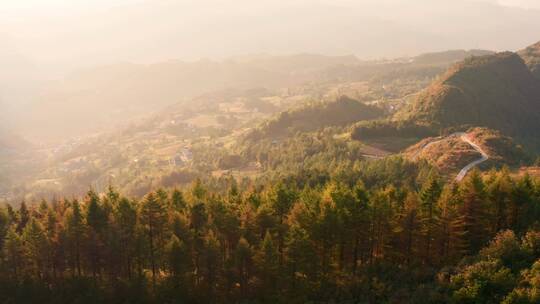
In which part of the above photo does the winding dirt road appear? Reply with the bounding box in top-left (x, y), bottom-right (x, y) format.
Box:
top-left (412, 132), bottom-right (489, 181)
top-left (455, 133), bottom-right (489, 181)
top-left (362, 131), bottom-right (489, 180)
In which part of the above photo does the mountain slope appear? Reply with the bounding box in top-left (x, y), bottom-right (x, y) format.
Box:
top-left (353, 51), bottom-right (540, 145)
top-left (245, 96), bottom-right (384, 141)
top-left (519, 41), bottom-right (540, 80)
top-left (397, 52), bottom-right (540, 134)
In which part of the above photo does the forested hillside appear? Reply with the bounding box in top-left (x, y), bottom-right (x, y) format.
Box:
top-left (2, 168), bottom-right (540, 303)
top-left (519, 41), bottom-right (540, 80)
top-left (398, 52), bottom-right (540, 135)
top-left (353, 50), bottom-right (540, 151)
top-left (244, 96), bottom-right (384, 141)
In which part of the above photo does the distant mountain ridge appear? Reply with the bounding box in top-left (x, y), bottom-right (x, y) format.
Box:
top-left (22, 54), bottom-right (364, 141)
top-left (412, 49), bottom-right (494, 65)
top-left (21, 49), bottom-right (484, 142)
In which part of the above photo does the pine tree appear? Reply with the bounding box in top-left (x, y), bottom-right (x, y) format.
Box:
top-left (437, 184), bottom-right (462, 263)
top-left (271, 182), bottom-right (297, 265)
top-left (86, 190), bottom-right (107, 232)
top-left (255, 231), bottom-right (279, 297)
top-left (204, 231), bottom-right (221, 299)
top-left (38, 199), bottom-right (49, 220)
top-left (255, 204), bottom-right (276, 239)
top-left (166, 235), bottom-right (189, 281)
top-left (171, 213), bottom-right (191, 246)
top-left (6, 204), bottom-right (16, 226)
top-left (208, 198), bottom-right (240, 262)
top-left (511, 174), bottom-right (536, 233)
top-left (86, 190), bottom-right (107, 278)
top-left (271, 182), bottom-right (297, 224)
top-left (235, 237), bottom-right (252, 297)
top-left (171, 189), bottom-right (186, 211)
top-left (485, 168), bottom-right (512, 233)
top-left (419, 177), bottom-right (442, 264)
top-left (192, 178), bottom-right (207, 200)
top-left (65, 199), bottom-right (84, 277)
top-left (115, 197), bottom-right (137, 279)
top-left (457, 170), bottom-right (488, 255)
top-left (324, 182), bottom-right (355, 272)
top-left (45, 209), bottom-right (59, 281)
top-left (368, 190), bottom-right (393, 264)
top-left (190, 202), bottom-right (207, 233)
top-left (140, 192), bottom-right (167, 288)
top-left (228, 177), bottom-right (240, 205)
top-left (105, 185), bottom-right (120, 207)
top-left (315, 186), bottom-right (339, 277)
top-left (156, 188), bottom-right (170, 209)
top-left (23, 219), bottom-right (47, 279)
top-left (396, 192), bottom-right (421, 265)
top-left (0, 207), bottom-right (9, 250)
top-left (4, 228), bottom-right (24, 280)
top-left (189, 201), bottom-right (207, 287)
top-left (351, 182), bottom-right (370, 272)
top-left (284, 226), bottom-right (318, 293)
top-left (17, 201), bottom-right (30, 233)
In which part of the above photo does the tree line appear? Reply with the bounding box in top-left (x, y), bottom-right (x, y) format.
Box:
top-left (1, 168), bottom-right (540, 303)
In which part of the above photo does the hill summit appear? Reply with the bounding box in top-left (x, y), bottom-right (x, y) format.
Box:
top-left (397, 52), bottom-right (540, 135)
top-left (353, 51), bottom-right (540, 145)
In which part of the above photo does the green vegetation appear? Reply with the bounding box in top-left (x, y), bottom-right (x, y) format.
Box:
top-left (519, 41), bottom-right (540, 80)
top-left (399, 53), bottom-right (540, 135)
top-left (245, 96), bottom-right (384, 140)
top-left (353, 51), bottom-right (540, 151)
top-left (2, 168), bottom-right (540, 303)
top-left (404, 127), bottom-right (530, 174)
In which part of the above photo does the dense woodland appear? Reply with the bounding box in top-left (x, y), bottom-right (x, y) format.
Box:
top-left (2, 165), bottom-right (540, 303)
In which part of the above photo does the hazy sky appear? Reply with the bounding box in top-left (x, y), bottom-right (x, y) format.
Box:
top-left (496, 0), bottom-right (540, 9)
top-left (1, 0), bottom-right (540, 12)
top-left (1, 0), bottom-right (540, 73)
